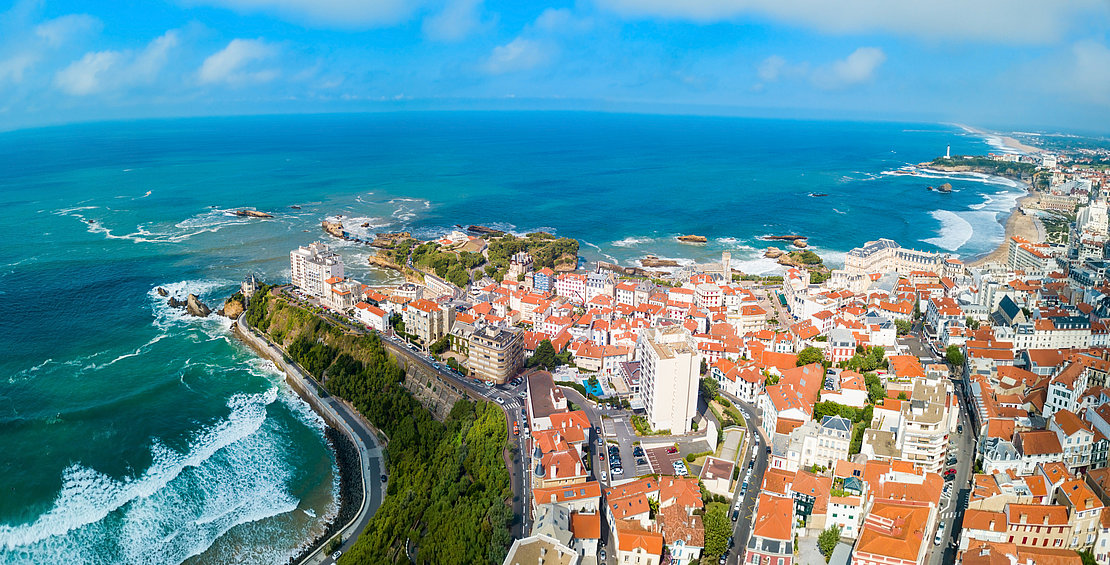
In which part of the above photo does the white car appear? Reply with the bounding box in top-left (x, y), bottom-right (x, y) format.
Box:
top-left (934, 522), bottom-right (946, 545)
top-left (601, 471), bottom-right (608, 482)
top-left (495, 396), bottom-right (505, 405)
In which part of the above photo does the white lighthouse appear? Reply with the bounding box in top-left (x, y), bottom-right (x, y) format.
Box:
top-left (946, 144), bottom-right (951, 159)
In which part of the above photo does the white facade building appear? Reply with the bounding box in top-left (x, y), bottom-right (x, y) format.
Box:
top-left (290, 242), bottom-right (344, 298)
top-left (636, 326), bottom-right (699, 434)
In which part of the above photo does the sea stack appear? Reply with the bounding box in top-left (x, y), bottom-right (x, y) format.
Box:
top-left (676, 235), bottom-right (707, 243)
top-left (234, 209), bottom-right (274, 218)
top-left (185, 294), bottom-right (212, 317)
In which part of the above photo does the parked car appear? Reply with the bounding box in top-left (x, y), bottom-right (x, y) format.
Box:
top-left (957, 424), bottom-right (964, 434)
top-left (633, 446), bottom-right (644, 457)
top-left (934, 522), bottom-right (946, 545)
top-left (600, 549), bottom-right (606, 561)
top-left (636, 458), bottom-right (647, 466)
top-left (666, 446), bottom-right (678, 454)
top-left (731, 509), bottom-right (739, 521)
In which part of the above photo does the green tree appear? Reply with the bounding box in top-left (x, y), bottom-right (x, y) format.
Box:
top-left (894, 319), bottom-right (912, 336)
top-left (701, 358), bottom-right (708, 375)
top-left (966, 316), bottom-right (980, 330)
top-left (946, 345), bottom-right (965, 367)
top-left (864, 373), bottom-right (886, 404)
top-left (528, 339), bottom-right (557, 369)
top-left (429, 336), bottom-right (451, 355)
top-left (700, 377), bottom-right (720, 400)
top-left (702, 502), bottom-right (731, 559)
top-left (797, 346), bottom-right (825, 367)
top-left (818, 525), bottom-right (842, 562)
top-left (1079, 550), bottom-right (1097, 565)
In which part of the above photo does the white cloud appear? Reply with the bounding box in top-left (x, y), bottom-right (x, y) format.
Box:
top-left (595, 0), bottom-right (1102, 44)
top-left (757, 55), bottom-right (785, 82)
top-left (1069, 40), bottom-right (1110, 104)
top-left (483, 38), bottom-right (552, 75)
top-left (34, 14), bottom-right (101, 47)
top-left (183, 0), bottom-right (419, 28)
top-left (811, 46), bottom-right (885, 89)
top-left (55, 51), bottom-right (123, 95)
top-left (0, 53), bottom-right (37, 84)
top-left (423, 0), bottom-right (487, 42)
top-left (53, 31), bottom-right (181, 96)
top-left (533, 8), bottom-right (593, 33)
top-left (199, 38), bottom-right (280, 86)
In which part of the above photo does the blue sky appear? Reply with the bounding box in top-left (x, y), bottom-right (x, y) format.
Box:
top-left (2, 0), bottom-right (1110, 132)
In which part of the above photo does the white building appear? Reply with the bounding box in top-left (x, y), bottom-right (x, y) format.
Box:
top-left (355, 302), bottom-right (388, 332)
top-left (636, 326), bottom-right (699, 434)
top-left (290, 242), bottom-right (344, 298)
top-left (804, 415), bottom-right (853, 470)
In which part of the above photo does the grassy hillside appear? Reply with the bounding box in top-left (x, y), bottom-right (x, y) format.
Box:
top-left (245, 287), bottom-right (513, 564)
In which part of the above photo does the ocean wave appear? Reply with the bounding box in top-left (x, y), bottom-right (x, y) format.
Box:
top-left (922, 210), bottom-right (974, 252)
top-left (968, 194), bottom-right (993, 211)
top-left (884, 166), bottom-right (1024, 189)
top-left (612, 236), bottom-right (654, 248)
top-left (579, 240), bottom-right (617, 263)
top-left (149, 280), bottom-right (235, 325)
top-left (57, 207), bottom-right (256, 245)
top-left (0, 388), bottom-right (279, 552)
top-left (732, 256), bottom-right (784, 276)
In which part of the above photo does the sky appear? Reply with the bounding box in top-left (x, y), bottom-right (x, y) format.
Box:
top-left (2, 0), bottom-right (1110, 132)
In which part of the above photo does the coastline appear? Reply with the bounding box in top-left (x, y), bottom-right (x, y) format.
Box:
top-left (232, 312), bottom-right (374, 565)
top-left (286, 427), bottom-right (361, 565)
top-left (967, 190), bottom-right (1044, 268)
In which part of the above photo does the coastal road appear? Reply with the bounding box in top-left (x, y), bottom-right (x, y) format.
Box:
top-left (235, 313), bottom-right (386, 565)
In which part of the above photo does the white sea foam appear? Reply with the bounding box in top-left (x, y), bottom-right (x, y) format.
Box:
top-left (580, 240), bottom-right (618, 263)
top-left (612, 236), bottom-right (653, 248)
top-left (149, 279), bottom-right (237, 337)
top-left (732, 256), bottom-right (785, 276)
top-left (0, 388), bottom-right (279, 552)
top-left (57, 207), bottom-right (256, 245)
top-left (922, 210), bottom-right (975, 251)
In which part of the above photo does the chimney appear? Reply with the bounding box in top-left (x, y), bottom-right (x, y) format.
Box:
top-left (576, 461), bottom-right (582, 475)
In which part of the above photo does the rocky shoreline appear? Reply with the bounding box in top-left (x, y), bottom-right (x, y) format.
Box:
top-left (285, 425), bottom-right (363, 565)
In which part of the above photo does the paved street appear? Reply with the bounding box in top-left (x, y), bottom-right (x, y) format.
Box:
top-left (720, 396), bottom-right (767, 565)
top-left (926, 369), bottom-right (977, 565)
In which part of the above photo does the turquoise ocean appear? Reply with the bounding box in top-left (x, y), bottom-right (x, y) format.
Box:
top-left (0, 112), bottom-right (1024, 563)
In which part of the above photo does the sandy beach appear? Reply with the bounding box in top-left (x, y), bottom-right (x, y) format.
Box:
top-left (968, 192), bottom-right (1044, 267)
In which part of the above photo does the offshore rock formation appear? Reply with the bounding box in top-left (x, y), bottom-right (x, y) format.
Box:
top-left (676, 235), bottom-right (707, 243)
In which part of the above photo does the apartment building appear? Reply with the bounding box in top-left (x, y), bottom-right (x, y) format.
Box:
top-left (896, 376), bottom-right (957, 474)
top-left (467, 324), bottom-right (524, 384)
top-left (636, 326), bottom-right (699, 434)
top-left (290, 242), bottom-right (344, 297)
top-left (404, 298), bottom-right (455, 345)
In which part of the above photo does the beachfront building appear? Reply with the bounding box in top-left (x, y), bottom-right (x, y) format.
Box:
top-left (467, 324), bottom-right (524, 384)
top-left (842, 238), bottom-right (959, 278)
top-left (636, 326), bottom-right (699, 434)
top-left (290, 242), bottom-right (344, 298)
